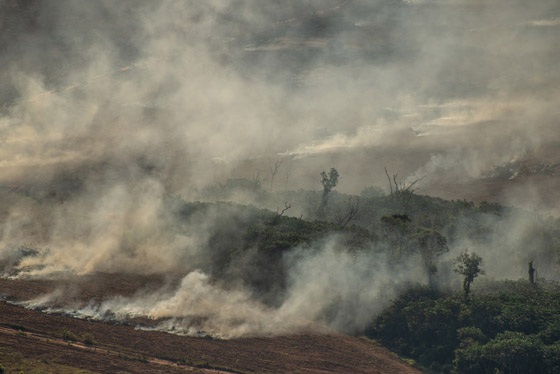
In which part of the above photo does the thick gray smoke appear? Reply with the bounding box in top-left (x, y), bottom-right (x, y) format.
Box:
top-left (2, 0), bottom-right (558, 194)
top-left (22, 240), bottom-right (425, 338)
top-left (1, 0), bottom-right (559, 337)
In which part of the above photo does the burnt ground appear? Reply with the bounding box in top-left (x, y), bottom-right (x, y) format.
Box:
top-left (0, 274), bottom-right (421, 374)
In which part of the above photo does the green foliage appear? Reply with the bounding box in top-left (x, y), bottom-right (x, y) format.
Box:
top-left (370, 281), bottom-right (560, 374)
top-left (62, 330), bottom-right (77, 342)
top-left (164, 198), bottom-right (376, 304)
top-left (197, 181), bottom-right (558, 277)
top-left (456, 327), bottom-right (487, 346)
top-left (454, 252), bottom-right (484, 302)
top-left (82, 333), bottom-right (94, 346)
top-left (320, 168), bottom-right (339, 195)
top-left (413, 227), bottom-right (449, 285)
top-left (318, 168), bottom-right (340, 217)
top-left (478, 201), bottom-right (504, 216)
top-left (379, 214), bottom-right (449, 283)
top-left (163, 190), bottom-right (560, 373)
top-left (455, 332), bottom-right (547, 374)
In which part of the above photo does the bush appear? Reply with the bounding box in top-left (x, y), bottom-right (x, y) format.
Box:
top-left (455, 332), bottom-right (546, 374)
top-left (83, 333), bottom-right (95, 346)
top-left (62, 330), bottom-right (77, 342)
top-left (370, 280), bottom-right (560, 374)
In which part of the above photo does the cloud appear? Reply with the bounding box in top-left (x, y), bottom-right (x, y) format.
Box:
top-left (528, 18), bottom-right (560, 27)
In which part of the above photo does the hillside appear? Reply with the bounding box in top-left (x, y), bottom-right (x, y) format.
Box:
top-left (0, 183), bottom-right (558, 372)
top-left (0, 273), bottom-right (419, 374)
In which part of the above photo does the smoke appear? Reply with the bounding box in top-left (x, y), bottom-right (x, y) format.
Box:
top-left (21, 239), bottom-right (425, 338)
top-left (76, 270), bottom-right (302, 338)
top-left (279, 241), bottom-right (424, 334)
top-left (1, 0), bottom-right (559, 337)
top-left (1, 0), bottom-right (559, 194)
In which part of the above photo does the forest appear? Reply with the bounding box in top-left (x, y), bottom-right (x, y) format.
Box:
top-left (124, 169), bottom-right (559, 373)
top-left (2, 165), bottom-right (560, 373)
top-left (192, 171), bottom-right (560, 373)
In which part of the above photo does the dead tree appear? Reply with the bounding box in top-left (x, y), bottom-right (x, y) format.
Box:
top-left (384, 167), bottom-right (422, 212)
top-left (277, 202), bottom-right (292, 217)
top-left (385, 166), bottom-right (421, 196)
top-left (529, 260), bottom-right (536, 285)
top-left (336, 197), bottom-right (359, 227)
top-left (252, 169), bottom-right (264, 189)
top-left (269, 202), bottom-right (292, 225)
top-left (385, 166), bottom-right (394, 196)
top-left (268, 158), bottom-right (282, 192)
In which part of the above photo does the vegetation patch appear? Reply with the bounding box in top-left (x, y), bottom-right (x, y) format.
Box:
top-left (369, 281), bottom-right (560, 373)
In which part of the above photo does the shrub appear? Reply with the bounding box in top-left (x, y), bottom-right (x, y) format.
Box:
top-left (370, 280), bottom-right (560, 373)
top-left (83, 333), bottom-right (95, 346)
top-left (62, 330), bottom-right (77, 342)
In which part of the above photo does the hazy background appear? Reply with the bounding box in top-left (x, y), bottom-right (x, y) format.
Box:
top-left (1, 0), bottom-right (559, 205)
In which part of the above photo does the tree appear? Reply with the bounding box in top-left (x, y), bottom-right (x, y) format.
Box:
top-left (336, 197), bottom-right (359, 228)
top-left (268, 158), bottom-right (282, 192)
top-left (384, 167), bottom-right (422, 213)
top-left (318, 168), bottom-right (339, 218)
top-left (454, 251), bottom-right (484, 302)
top-left (380, 214), bottom-right (414, 261)
top-left (454, 332), bottom-right (546, 374)
top-left (413, 227), bottom-right (448, 287)
top-left (528, 260), bottom-right (535, 285)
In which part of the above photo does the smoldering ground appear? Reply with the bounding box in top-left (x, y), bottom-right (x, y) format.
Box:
top-left (19, 238), bottom-right (426, 338)
top-left (1, 0), bottom-right (559, 337)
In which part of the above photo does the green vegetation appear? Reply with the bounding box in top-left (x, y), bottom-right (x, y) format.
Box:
top-left (318, 168), bottom-right (340, 218)
top-left (4, 171), bottom-right (560, 372)
top-left (82, 333), bottom-right (94, 346)
top-left (192, 174), bottom-right (560, 283)
top-left (178, 178), bottom-right (560, 372)
top-left (62, 330), bottom-right (77, 343)
top-left (454, 252), bottom-right (484, 302)
top-left (165, 198), bottom-right (376, 303)
top-left (369, 281), bottom-right (560, 373)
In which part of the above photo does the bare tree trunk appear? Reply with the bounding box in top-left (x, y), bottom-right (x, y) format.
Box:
top-left (268, 158), bottom-right (282, 192)
top-left (277, 202), bottom-right (291, 217)
top-left (336, 197), bottom-right (359, 227)
top-left (385, 166), bottom-right (393, 196)
top-left (529, 260), bottom-right (535, 285)
top-left (464, 278), bottom-right (471, 303)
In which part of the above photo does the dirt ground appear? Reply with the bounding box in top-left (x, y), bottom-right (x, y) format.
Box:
top-left (0, 274), bottom-right (421, 374)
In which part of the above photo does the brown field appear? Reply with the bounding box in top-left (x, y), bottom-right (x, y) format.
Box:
top-left (0, 274), bottom-right (421, 374)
